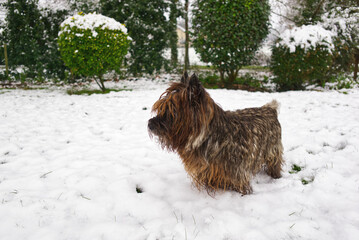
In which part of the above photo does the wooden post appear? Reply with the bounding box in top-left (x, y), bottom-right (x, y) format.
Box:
top-left (4, 43), bottom-right (9, 79)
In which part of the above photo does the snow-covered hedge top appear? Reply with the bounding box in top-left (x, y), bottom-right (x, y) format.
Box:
top-left (59, 13), bottom-right (128, 38)
top-left (277, 25), bottom-right (334, 53)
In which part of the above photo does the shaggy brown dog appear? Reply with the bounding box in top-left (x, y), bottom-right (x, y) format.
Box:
top-left (148, 72), bottom-right (283, 194)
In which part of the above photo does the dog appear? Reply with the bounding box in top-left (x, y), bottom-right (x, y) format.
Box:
top-left (148, 72), bottom-right (283, 194)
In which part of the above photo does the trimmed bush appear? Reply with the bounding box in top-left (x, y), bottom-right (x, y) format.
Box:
top-left (58, 13), bottom-right (131, 91)
top-left (271, 25), bottom-right (334, 91)
top-left (192, 0), bottom-right (270, 84)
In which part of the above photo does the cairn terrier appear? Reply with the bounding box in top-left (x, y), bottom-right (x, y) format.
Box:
top-left (148, 72), bottom-right (283, 194)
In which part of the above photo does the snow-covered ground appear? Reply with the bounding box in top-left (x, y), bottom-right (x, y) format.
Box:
top-left (0, 77), bottom-right (359, 240)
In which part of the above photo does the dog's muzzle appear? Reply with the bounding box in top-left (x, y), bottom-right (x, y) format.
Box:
top-left (148, 118), bottom-right (157, 132)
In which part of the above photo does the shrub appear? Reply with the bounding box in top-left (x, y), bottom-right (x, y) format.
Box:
top-left (192, 0), bottom-right (270, 84)
top-left (199, 73), bottom-right (267, 91)
top-left (199, 73), bottom-right (221, 88)
top-left (58, 13), bottom-right (131, 91)
top-left (271, 25), bottom-right (334, 91)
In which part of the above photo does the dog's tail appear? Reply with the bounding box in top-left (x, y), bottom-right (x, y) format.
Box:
top-left (264, 100), bottom-right (280, 114)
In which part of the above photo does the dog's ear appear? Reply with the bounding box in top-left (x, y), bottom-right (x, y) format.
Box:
top-left (188, 73), bottom-right (201, 89)
top-left (181, 71), bottom-right (189, 84)
top-left (187, 73), bottom-right (204, 103)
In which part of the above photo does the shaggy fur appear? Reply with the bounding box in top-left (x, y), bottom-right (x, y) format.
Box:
top-left (148, 72), bottom-right (284, 194)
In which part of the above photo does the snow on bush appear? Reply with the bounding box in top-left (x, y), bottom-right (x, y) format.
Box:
top-left (277, 25), bottom-right (334, 53)
top-left (58, 13), bottom-right (131, 91)
top-left (271, 24), bottom-right (336, 91)
top-left (59, 12), bottom-right (129, 37)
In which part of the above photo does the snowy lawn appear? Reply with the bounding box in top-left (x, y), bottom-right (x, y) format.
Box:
top-left (0, 78), bottom-right (359, 240)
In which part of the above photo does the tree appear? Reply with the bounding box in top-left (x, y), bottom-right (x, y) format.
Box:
top-left (58, 13), bottom-right (131, 91)
top-left (100, 0), bottom-right (173, 76)
top-left (169, 0), bottom-right (182, 70)
top-left (40, 7), bottom-right (70, 79)
top-left (294, 0), bottom-right (326, 25)
top-left (192, 0), bottom-right (270, 84)
top-left (2, 0), bottom-right (70, 80)
top-left (184, 0), bottom-right (190, 71)
top-left (3, 0), bottom-right (45, 74)
top-left (322, 2), bottom-right (359, 80)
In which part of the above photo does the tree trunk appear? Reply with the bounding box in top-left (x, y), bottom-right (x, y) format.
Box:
top-left (95, 75), bottom-right (106, 92)
top-left (227, 69), bottom-right (239, 87)
top-left (184, 0), bottom-right (190, 71)
top-left (4, 43), bottom-right (9, 80)
top-left (310, 0), bottom-right (325, 22)
top-left (354, 48), bottom-right (359, 82)
top-left (170, 0), bottom-right (178, 69)
top-left (219, 70), bottom-right (225, 84)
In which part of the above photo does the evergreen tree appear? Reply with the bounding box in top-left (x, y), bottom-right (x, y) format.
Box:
top-left (4, 0), bottom-right (45, 74)
top-left (294, 0), bottom-right (359, 26)
top-left (192, 0), bottom-right (270, 84)
top-left (294, 0), bottom-right (326, 25)
top-left (100, 0), bottom-right (172, 76)
top-left (3, 0), bottom-right (70, 79)
top-left (0, 3), bottom-right (5, 74)
top-left (40, 8), bottom-right (69, 78)
top-left (169, 0), bottom-right (182, 70)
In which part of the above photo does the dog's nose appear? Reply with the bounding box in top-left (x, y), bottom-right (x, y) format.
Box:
top-left (148, 119), bottom-right (155, 131)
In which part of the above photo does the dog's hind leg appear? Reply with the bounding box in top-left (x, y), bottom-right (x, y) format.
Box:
top-left (265, 145), bottom-right (283, 179)
top-left (266, 160), bottom-right (282, 179)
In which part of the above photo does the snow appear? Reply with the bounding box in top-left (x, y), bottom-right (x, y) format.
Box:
top-left (164, 47), bottom-right (207, 66)
top-left (267, 0), bottom-right (299, 44)
top-left (38, 0), bottom-right (70, 12)
top-left (1, 78), bottom-right (359, 240)
top-left (278, 25), bottom-right (335, 53)
top-left (322, 6), bottom-right (359, 43)
top-left (59, 13), bottom-right (128, 38)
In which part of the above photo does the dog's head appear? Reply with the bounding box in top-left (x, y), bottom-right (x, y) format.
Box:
top-left (148, 72), bottom-right (215, 151)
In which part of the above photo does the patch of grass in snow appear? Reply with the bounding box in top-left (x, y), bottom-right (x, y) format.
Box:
top-left (289, 164), bottom-right (315, 185)
top-left (66, 88), bottom-right (132, 95)
top-left (136, 185), bottom-right (143, 193)
top-left (0, 86), bottom-right (49, 91)
top-left (190, 65), bottom-right (269, 71)
top-left (289, 164), bottom-right (302, 174)
top-left (322, 74), bottom-right (359, 91)
top-left (190, 65), bottom-right (215, 70)
top-left (199, 73), bottom-right (270, 92)
top-left (242, 65), bottom-right (270, 71)
top-left (301, 176), bottom-right (314, 185)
